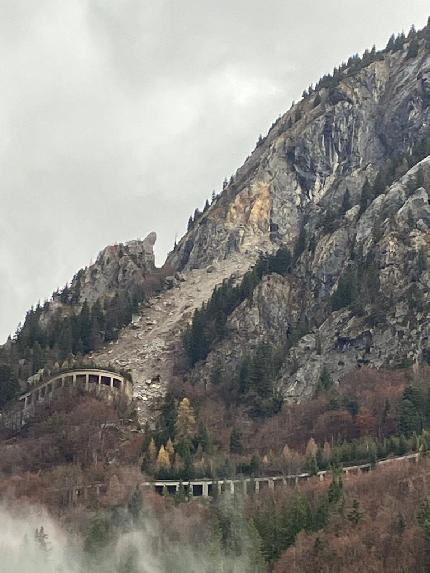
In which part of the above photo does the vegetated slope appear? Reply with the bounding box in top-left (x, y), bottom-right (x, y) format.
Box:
top-left (3, 23), bottom-right (430, 423)
top-left (0, 232), bottom-right (162, 385)
top-left (174, 28), bottom-right (430, 403)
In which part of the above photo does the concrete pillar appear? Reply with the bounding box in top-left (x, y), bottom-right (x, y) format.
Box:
top-left (295, 476), bottom-right (299, 486)
top-left (229, 481), bottom-right (235, 495)
top-left (73, 374), bottom-right (77, 386)
top-left (255, 480), bottom-right (260, 494)
top-left (98, 375), bottom-right (101, 385)
top-left (319, 473), bottom-right (325, 481)
top-left (85, 374), bottom-right (89, 389)
top-left (268, 479), bottom-right (275, 491)
top-left (203, 482), bottom-right (209, 497)
top-left (110, 377), bottom-right (114, 389)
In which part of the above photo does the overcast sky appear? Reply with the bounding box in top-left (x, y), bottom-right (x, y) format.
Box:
top-left (1, 1), bottom-right (429, 342)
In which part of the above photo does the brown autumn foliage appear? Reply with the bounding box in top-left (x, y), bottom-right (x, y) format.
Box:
top-left (272, 458), bottom-right (430, 572)
top-left (0, 394), bottom-right (143, 512)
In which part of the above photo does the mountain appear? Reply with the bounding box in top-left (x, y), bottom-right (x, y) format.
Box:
top-left (167, 27), bottom-right (430, 403)
top-left (3, 20), bottom-right (430, 573)
top-left (2, 23), bottom-right (430, 420)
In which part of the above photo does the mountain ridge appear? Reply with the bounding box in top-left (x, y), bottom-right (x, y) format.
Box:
top-left (2, 21), bottom-right (430, 423)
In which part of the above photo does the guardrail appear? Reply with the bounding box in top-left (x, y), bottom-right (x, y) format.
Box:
top-left (0, 368), bottom-right (133, 431)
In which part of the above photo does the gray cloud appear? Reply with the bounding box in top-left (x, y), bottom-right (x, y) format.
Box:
top-left (1, 0), bottom-right (429, 341)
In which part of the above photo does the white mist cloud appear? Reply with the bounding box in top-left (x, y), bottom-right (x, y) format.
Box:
top-left (0, 500), bottom-right (257, 573)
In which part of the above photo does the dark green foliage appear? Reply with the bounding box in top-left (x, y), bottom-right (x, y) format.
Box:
top-left (321, 209), bottom-right (337, 233)
top-left (327, 472), bottom-right (344, 506)
top-left (331, 268), bottom-right (357, 310)
top-left (359, 138), bottom-right (430, 219)
top-left (183, 247), bottom-right (291, 366)
top-left (0, 363), bottom-right (19, 407)
top-left (235, 342), bottom-right (284, 417)
top-left (398, 386), bottom-right (424, 436)
top-left (347, 499), bottom-right (364, 525)
top-left (127, 486), bottom-right (143, 521)
top-left (156, 392), bottom-right (177, 444)
top-left (197, 421), bottom-right (210, 452)
top-left (417, 248), bottom-right (427, 273)
top-left (83, 514), bottom-right (113, 555)
top-left (268, 247), bottom-right (292, 276)
top-left (230, 427), bottom-right (243, 454)
top-left (316, 367), bottom-right (334, 394)
top-left (306, 454), bottom-right (319, 476)
top-left (407, 36), bottom-right (419, 59)
top-left (331, 258), bottom-right (380, 313)
top-left (4, 268), bottom-right (154, 384)
top-left (252, 479), bottom-right (349, 567)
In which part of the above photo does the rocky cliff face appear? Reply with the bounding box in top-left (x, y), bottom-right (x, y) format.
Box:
top-left (5, 30), bottom-right (430, 419)
top-left (166, 36), bottom-right (430, 403)
top-left (61, 232), bottom-right (157, 307)
top-left (191, 158), bottom-right (430, 401)
top-left (168, 42), bottom-right (430, 272)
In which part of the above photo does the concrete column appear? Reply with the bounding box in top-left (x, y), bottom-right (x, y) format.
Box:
top-left (120, 380), bottom-right (124, 392)
top-left (229, 481), bottom-right (235, 495)
top-left (98, 375), bottom-right (101, 385)
top-left (110, 377), bottom-right (114, 389)
top-left (203, 482), bottom-right (209, 497)
top-left (319, 473), bottom-right (325, 481)
top-left (85, 374), bottom-right (89, 389)
top-left (73, 374), bottom-right (77, 386)
top-left (295, 476), bottom-right (299, 486)
top-left (255, 480), bottom-right (260, 494)
top-left (268, 479), bottom-right (275, 491)
top-left (24, 396), bottom-right (28, 409)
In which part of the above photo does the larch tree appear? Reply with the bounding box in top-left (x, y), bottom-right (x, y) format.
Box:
top-left (156, 445), bottom-right (171, 469)
top-left (175, 398), bottom-right (197, 444)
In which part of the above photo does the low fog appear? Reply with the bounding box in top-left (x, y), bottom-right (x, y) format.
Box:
top-left (0, 498), bottom-right (259, 573)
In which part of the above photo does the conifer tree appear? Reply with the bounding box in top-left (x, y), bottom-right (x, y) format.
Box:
top-left (347, 499), bottom-right (364, 525)
top-left (156, 445), bottom-right (171, 469)
top-left (230, 427), bottom-right (244, 454)
top-left (175, 398), bottom-right (197, 444)
top-left (0, 364), bottom-right (19, 407)
top-left (407, 37), bottom-right (419, 58)
top-left (165, 437), bottom-right (175, 458)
